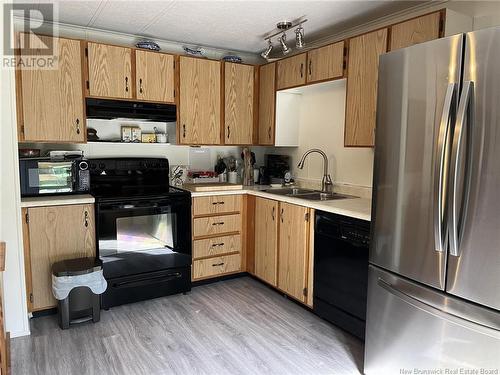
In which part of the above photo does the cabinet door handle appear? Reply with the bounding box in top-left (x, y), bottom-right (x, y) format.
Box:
top-left (227, 126), bottom-right (231, 139)
top-left (84, 210), bottom-right (89, 227)
top-left (212, 222), bottom-right (225, 226)
top-left (76, 118), bottom-right (80, 135)
top-left (280, 208), bottom-right (284, 223)
top-left (183, 124), bottom-right (186, 138)
top-left (300, 63), bottom-right (304, 78)
top-left (272, 206), bottom-right (275, 221)
top-left (212, 201), bottom-right (225, 205)
top-left (212, 262), bottom-right (224, 267)
top-left (139, 78), bottom-right (143, 94)
top-left (308, 60), bottom-right (312, 76)
top-left (125, 76), bottom-right (129, 92)
top-left (268, 126), bottom-right (272, 140)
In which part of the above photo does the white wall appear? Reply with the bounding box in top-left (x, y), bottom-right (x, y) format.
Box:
top-left (270, 80), bottom-right (374, 188)
top-left (23, 118), bottom-right (269, 173)
top-left (0, 13), bottom-right (30, 337)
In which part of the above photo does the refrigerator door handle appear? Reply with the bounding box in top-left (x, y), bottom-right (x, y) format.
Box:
top-left (448, 81), bottom-right (474, 257)
top-left (377, 277), bottom-right (500, 337)
top-left (434, 83), bottom-right (456, 253)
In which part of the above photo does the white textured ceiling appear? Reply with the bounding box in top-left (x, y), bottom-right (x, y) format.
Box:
top-left (14, 0), bottom-right (422, 53)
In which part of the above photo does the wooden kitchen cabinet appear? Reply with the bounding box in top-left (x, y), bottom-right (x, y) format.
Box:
top-left (306, 41), bottom-right (345, 83)
top-left (178, 56), bottom-right (221, 145)
top-left (276, 53), bottom-right (307, 90)
top-left (258, 63), bottom-right (276, 145)
top-left (277, 202), bottom-right (310, 303)
top-left (87, 42), bottom-right (133, 99)
top-left (344, 28), bottom-right (388, 147)
top-left (192, 195), bottom-right (243, 281)
top-left (224, 62), bottom-right (255, 144)
top-left (22, 204), bottom-right (96, 312)
top-left (254, 198), bottom-right (279, 287)
top-left (390, 12), bottom-right (443, 51)
top-left (17, 34), bottom-right (85, 143)
top-left (135, 50), bottom-right (175, 102)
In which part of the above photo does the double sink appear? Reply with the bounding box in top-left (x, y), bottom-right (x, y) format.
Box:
top-left (264, 187), bottom-right (353, 201)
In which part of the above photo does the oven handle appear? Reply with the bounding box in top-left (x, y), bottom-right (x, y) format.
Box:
top-left (112, 272), bottom-right (182, 289)
top-left (99, 202), bottom-right (168, 210)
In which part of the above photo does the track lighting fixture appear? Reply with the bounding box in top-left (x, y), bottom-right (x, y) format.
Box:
top-left (279, 33), bottom-right (291, 55)
top-left (295, 24), bottom-right (305, 49)
top-left (261, 17), bottom-right (307, 60)
top-left (261, 39), bottom-right (273, 59)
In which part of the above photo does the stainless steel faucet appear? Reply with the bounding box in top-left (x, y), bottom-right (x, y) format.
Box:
top-left (297, 149), bottom-right (333, 193)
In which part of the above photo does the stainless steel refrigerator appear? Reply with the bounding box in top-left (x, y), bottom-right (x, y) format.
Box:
top-left (365, 27), bottom-right (500, 373)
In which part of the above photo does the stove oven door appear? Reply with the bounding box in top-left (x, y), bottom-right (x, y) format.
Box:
top-left (96, 196), bottom-right (192, 280)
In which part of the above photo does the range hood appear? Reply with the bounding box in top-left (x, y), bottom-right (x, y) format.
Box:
top-left (86, 98), bottom-right (176, 122)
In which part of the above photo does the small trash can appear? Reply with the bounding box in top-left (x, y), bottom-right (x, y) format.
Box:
top-left (51, 257), bottom-right (107, 329)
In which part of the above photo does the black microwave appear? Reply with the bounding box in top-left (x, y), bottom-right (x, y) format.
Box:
top-left (19, 157), bottom-right (90, 197)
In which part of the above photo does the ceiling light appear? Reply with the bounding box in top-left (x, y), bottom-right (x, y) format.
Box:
top-left (277, 21), bottom-right (292, 30)
top-left (279, 33), bottom-right (290, 55)
top-left (295, 25), bottom-right (305, 49)
top-left (261, 39), bottom-right (273, 60)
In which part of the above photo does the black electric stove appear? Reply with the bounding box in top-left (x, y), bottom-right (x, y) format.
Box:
top-left (89, 158), bottom-right (192, 308)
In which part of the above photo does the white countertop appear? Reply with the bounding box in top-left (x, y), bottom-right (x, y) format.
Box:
top-left (19, 188), bottom-right (371, 221)
top-left (186, 185), bottom-right (372, 222)
top-left (20, 194), bottom-right (95, 208)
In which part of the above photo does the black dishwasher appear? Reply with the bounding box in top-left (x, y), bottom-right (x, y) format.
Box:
top-left (313, 211), bottom-right (370, 340)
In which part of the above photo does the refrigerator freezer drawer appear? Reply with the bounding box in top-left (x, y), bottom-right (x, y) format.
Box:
top-left (365, 265), bottom-right (500, 374)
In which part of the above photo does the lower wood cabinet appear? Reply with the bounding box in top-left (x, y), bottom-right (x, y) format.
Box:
top-left (191, 195), bottom-right (244, 281)
top-left (254, 198), bottom-right (278, 286)
top-left (22, 203), bottom-right (96, 312)
top-left (253, 197), bottom-right (313, 306)
top-left (277, 202), bottom-right (310, 303)
top-left (193, 253), bottom-right (241, 280)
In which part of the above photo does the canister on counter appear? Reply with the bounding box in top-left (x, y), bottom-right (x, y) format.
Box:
top-left (131, 127), bottom-right (142, 143)
top-left (121, 126), bottom-right (132, 142)
top-left (141, 133), bottom-right (156, 143)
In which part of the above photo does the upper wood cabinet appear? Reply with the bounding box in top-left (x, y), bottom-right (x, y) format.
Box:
top-left (278, 202), bottom-right (310, 303)
top-left (345, 28), bottom-right (388, 147)
top-left (224, 62), bottom-right (255, 145)
top-left (135, 50), bottom-right (175, 102)
top-left (23, 204), bottom-right (95, 311)
top-left (254, 198), bottom-right (278, 286)
top-left (258, 63), bottom-right (276, 145)
top-left (276, 53), bottom-right (307, 90)
top-left (17, 34), bottom-right (85, 143)
top-left (390, 12), bottom-right (442, 51)
top-left (178, 56), bottom-right (221, 145)
top-left (307, 41), bottom-right (345, 83)
top-left (87, 42), bottom-right (132, 99)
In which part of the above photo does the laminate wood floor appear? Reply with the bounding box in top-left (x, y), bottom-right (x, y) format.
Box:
top-left (12, 277), bottom-right (364, 375)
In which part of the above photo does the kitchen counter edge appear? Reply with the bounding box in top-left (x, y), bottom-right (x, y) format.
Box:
top-left (187, 188), bottom-right (372, 222)
top-left (21, 194), bottom-right (95, 208)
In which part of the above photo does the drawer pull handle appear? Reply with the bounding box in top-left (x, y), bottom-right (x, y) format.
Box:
top-left (212, 262), bottom-right (225, 267)
top-left (211, 243), bottom-right (225, 247)
top-left (212, 201), bottom-right (225, 205)
top-left (212, 222), bottom-right (225, 226)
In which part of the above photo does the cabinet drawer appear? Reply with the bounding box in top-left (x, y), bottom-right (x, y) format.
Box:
top-left (193, 234), bottom-right (241, 259)
top-left (193, 253), bottom-right (241, 280)
top-left (193, 214), bottom-right (241, 238)
top-left (193, 195), bottom-right (242, 216)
